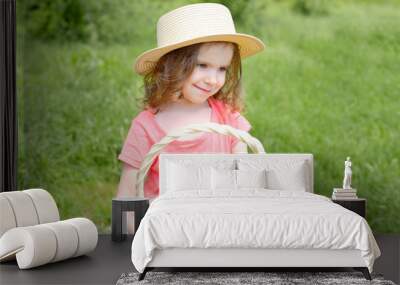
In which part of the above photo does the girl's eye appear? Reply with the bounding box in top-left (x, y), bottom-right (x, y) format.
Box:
top-left (197, 64), bottom-right (226, 71)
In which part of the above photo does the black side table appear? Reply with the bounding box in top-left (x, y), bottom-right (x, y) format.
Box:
top-left (332, 198), bottom-right (366, 218)
top-left (112, 197), bottom-right (149, 242)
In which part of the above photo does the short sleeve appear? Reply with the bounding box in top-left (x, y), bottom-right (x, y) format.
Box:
top-left (118, 117), bottom-right (152, 169)
top-left (232, 112), bottom-right (251, 132)
top-left (230, 112), bottom-right (252, 148)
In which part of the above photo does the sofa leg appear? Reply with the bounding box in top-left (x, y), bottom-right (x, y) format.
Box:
top-left (138, 268), bottom-right (148, 281)
top-left (354, 267), bottom-right (371, 280)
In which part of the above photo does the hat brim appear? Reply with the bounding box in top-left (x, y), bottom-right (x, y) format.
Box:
top-left (134, 33), bottom-right (265, 75)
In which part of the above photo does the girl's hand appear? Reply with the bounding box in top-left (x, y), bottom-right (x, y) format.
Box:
top-left (117, 163), bottom-right (138, 197)
top-left (117, 163), bottom-right (139, 234)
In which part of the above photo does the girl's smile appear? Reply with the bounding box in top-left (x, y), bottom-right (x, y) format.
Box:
top-left (193, 84), bottom-right (211, 93)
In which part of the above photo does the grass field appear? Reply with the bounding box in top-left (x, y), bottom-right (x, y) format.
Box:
top-left (17, 1), bottom-right (400, 233)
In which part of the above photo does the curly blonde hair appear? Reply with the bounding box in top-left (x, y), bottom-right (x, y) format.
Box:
top-left (139, 41), bottom-right (245, 113)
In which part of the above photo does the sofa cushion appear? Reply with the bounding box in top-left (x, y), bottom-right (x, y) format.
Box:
top-left (0, 218), bottom-right (97, 269)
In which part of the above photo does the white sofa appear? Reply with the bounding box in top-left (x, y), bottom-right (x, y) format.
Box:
top-left (0, 189), bottom-right (98, 269)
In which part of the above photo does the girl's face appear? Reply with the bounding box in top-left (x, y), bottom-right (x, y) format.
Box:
top-left (180, 43), bottom-right (234, 105)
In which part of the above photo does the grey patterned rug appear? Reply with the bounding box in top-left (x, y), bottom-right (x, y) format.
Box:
top-left (116, 271), bottom-right (396, 285)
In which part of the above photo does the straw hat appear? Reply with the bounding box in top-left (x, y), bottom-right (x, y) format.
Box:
top-left (134, 3), bottom-right (265, 75)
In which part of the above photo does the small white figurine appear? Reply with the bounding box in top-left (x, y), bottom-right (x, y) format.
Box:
top-left (343, 157), bottom-right (352, 189)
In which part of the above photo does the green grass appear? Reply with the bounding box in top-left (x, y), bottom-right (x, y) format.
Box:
top-left (17, 1), bottom-right (400, 233)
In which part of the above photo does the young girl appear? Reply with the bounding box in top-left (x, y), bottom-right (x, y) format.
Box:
top-left (117, 3), bottom-right (265, 208)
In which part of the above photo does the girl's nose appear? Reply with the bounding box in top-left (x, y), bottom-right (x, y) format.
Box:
top-left (204, 71), bottom-right (218, 85)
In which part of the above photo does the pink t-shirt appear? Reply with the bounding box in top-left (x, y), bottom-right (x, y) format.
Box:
top-left (118, 97), bottom-right (251, 198)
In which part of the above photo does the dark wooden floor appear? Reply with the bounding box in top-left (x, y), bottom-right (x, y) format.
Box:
top-left (0, 235), bottom-right (134, 285)
top-left (0, 234), bottom-right (399, 285)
